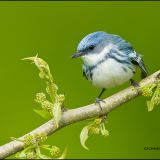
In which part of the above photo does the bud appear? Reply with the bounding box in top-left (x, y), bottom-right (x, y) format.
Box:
top-left (24, 134), bottom-right (35, 147)
top-left (141, 84), bottom-right (156, 97)
top-left (102, 129), bottom-right (109, 137)
top-left (94, 118), bottom-right (102, 125)
top-left (26, 152), bottom-right (35, 159)
top-left (40, 132), bottom-right (47, 143)
top-left (89, 126), bottom-right (100, 135)
top-left (35, 92), bottom-right (46, 103)
top-left (50, 146), bottom-right (61, 157)
top-left (22, 55), bottom-right (53, 82)
top-left (34, 132), bottom-right (47, 144)
top-left (141, 87), bottom-right (153, 97)
top-left (152, 84), bottom-right (160, 105)
top-left (57, 94), bottom-right (65, 105)
top-left (42, 101), bottom-right (53, 111)
top-left (15, 152), bottom-right (27, 159)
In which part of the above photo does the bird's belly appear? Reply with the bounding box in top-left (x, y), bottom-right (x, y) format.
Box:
top-left (92, 59), bottom-right (135, 88)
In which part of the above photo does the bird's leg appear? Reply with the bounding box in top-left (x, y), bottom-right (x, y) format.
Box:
top-left (130, 79), bottom-right (139, 87)
top-left (95, 88), bottom-right (106, 110)
top-left (98, 88), bottom-right (106, 98)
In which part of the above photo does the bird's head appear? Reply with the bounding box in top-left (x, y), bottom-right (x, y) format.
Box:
top-left (72, 31), bottom-right (112, 66)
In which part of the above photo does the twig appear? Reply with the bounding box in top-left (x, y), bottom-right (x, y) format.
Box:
top-left (0, 70), bottom-right (159, 159)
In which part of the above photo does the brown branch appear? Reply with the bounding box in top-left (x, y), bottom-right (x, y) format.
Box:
top-left (0, 70), bottom-right (159, 159)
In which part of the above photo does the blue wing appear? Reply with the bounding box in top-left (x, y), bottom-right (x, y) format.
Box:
top-left (112, 34), bottom-right (148, 78)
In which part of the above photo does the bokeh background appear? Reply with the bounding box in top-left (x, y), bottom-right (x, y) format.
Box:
top-left (0, 1), bottom-right (160, 159)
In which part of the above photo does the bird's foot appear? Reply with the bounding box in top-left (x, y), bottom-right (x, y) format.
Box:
top-left (95, 98), bottom-right (106, 110)
top-left (130, 79), bottom-right (139, 87)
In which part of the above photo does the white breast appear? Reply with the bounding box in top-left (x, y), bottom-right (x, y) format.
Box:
top-left (92, 58), bottom-right (135, 89)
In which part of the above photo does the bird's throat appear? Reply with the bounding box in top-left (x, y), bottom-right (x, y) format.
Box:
top-left (82, 54), bottom-right (99, 66)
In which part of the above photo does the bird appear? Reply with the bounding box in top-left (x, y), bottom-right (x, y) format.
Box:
top-left (71, 31), bottom-right (147, 105)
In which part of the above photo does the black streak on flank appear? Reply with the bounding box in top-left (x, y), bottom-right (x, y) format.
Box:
top-left (122, 66), bottom-right (127, 72)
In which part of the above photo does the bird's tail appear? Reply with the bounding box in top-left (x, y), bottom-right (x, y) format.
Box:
top-left (139, 58), bottom-right (148, 79)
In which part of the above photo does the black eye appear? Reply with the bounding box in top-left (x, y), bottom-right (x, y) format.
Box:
top-left (88, 45), bottom-right (95, 50)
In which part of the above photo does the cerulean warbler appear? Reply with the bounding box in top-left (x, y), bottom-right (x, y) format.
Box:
top-left (72, 31), bottom-right (147, 103)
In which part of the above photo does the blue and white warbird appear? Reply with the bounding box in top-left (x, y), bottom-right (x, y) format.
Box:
top-left (72, 31), bottom-right (147, 103)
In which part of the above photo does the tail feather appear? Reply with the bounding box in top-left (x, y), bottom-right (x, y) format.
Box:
top-left (139, 59), bottom-right (148, 78)
top-left (129, 52), bottom-right (148, 79)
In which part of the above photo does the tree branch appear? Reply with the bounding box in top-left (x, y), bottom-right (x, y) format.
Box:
top-left (0, 70), bottom-right (159, 159)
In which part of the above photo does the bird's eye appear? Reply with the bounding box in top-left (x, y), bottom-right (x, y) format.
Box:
top-left (88, 45), bottom-right (95, 50)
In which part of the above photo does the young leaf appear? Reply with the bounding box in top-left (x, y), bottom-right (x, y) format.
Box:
top-left (147, 101), bottom-right (154, 112)
top-left (100, 123), bottom-right (109, 137)
top-left (58, 147), bottom-right (67, 159)
top-left (52, 102), bottom-right (62, 128)
top-left (80, 124), bottom-right (92, 150)
top-left (34, 109), bottom-right (52, 119)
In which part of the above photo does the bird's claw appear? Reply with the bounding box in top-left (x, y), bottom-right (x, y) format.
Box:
top-left (130, 79), bottom-right (139, 87)
top-left (95, 98), bottom-right (106, 110)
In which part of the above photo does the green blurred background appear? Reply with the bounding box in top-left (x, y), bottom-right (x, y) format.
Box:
top-left (0, 1), bottom-right (160, 159)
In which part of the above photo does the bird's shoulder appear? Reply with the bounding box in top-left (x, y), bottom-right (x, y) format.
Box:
top-left (109, 34), bottom-right (134, 54)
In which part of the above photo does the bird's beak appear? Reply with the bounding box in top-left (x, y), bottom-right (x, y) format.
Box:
top-left (71, 51), bottom-right (86, 59)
